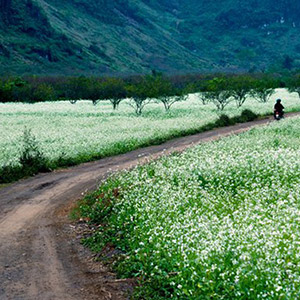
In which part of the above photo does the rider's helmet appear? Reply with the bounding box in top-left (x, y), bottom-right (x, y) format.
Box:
top-left (276, 99), bottom-right (281, 103)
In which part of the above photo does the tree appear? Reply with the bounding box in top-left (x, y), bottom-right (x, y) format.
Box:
top-left (153, 75), bottom-right (187, 112)
top-left (85, 78), bottom-right (103, 105)
top-left (65, 77), bottom-right (88, 101)
top-left (101, 78), bottom-right (127, 110)
top-left (205, 77), bottom-right (233, 111)
top-left (251, 78), bottom-right (277, 103)
top-left (228, 75), bottom-right (255, 108)
top-left (198, 92), bottom-right (211, 105)
top-left (186, 81), bottom-right (211, 105)
top-left (0, 77), bottom-right (27, 102)
top-left (287, 75), bottom-right (300, 98)
top-left (126, 75), bottom-right (156, 115)
top-left (65, 77), bottom-right (102, 105)
top-left (32, 83), bottom-right (56, 102)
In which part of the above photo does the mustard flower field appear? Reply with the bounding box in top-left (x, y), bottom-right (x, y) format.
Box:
top-left (80, 116), bottom-right (300, 299)
top-left (1, 89), bottom-right (299, 171)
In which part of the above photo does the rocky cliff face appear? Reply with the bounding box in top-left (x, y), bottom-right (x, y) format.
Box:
top-left (0, 0), bottom-right (299, 75)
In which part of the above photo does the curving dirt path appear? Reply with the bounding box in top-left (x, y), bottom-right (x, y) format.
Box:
top-left (0, 113), bottom-right (299, 300)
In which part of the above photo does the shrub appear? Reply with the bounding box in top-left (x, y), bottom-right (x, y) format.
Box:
top-left (0, 128), bottom-right (48, 183)
top-left (0, 164), bottom-right (23, 183)
top-left (239, 109), bottom-right (258, 121)
top-left (215, 114), bottom-right (232, 127)
top-left (215, 109), bottom-right (258, 128)
top-left (19, 128), bottom-right (48, 175)
top-left (19, 128), bottom-right (47, 173)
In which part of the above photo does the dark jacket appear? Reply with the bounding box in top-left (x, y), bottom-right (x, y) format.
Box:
top-left (274, 102), bottom-right (284, 112)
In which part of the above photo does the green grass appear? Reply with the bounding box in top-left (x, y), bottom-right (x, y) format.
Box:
top-left (78, 116), bottom-right (300, 299)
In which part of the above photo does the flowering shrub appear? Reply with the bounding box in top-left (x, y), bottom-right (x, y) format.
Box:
top-left (80, 116), bottom-right (300, 299)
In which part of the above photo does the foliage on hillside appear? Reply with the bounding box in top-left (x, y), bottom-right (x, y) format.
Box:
top-left (1, 0), bottom-right (300, 75)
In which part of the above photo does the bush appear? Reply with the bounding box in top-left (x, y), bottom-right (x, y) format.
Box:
top-left (215, 114), bottom-right (232, 127)
top-left (239, 109), bottom-right (258, 122)
top-left (19, 128), bottom-right (48, 175)
top-left (0, 128), bottom-right (48, 183)
top-left (215, 109), bottom-right (258, 128)
top-left (0, 164), bottom-right (23, 183)
top-left (0, 77), bottom-right (27, 102)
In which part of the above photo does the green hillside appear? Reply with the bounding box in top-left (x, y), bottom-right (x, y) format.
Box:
top-left (1, 0), bottom-right (300, 75)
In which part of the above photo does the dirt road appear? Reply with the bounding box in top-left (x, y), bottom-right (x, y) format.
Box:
top-left (0, 113), bottom-right (299, 300)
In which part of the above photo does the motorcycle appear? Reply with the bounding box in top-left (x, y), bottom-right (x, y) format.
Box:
top-left (274, 110), bottom-right (284, 121)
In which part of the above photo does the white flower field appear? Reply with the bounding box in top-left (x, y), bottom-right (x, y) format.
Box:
top-left (80, 116), bottom-right (300, 299)
top-left (0, 89), bottom-right (299, 170)
top-left (2, 87), bottom-right (300, 298)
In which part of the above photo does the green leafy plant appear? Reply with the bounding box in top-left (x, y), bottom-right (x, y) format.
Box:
top-left (0, 127), bottom-right (48, 183)
top-left (19, 127), bottom-right (48, 175)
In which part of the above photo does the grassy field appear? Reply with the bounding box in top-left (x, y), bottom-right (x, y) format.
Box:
top-left (79, 116), bottom-right (300, 299)
top-left (0, 89), bottom-right (299, 170)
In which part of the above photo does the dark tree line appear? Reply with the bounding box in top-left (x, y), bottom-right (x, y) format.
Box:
top-left (0, 73), bottom-right (299, 114)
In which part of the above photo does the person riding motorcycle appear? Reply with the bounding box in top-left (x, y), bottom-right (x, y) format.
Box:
top-left (274, 99), bottom-right (284, 119)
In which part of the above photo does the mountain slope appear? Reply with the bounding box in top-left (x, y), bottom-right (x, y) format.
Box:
top-left (0, 0), bottom-right (300, 75)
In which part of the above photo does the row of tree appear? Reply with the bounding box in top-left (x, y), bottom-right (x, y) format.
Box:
top-left (188, 76), bottom-right (280, 111)
top-left (1, 73), bottom-right (300, 114)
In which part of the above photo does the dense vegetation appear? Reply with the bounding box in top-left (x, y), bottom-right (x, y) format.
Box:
top-left (1, 87), bottom-right (300, 184)
top-left (78, 116), bottom-right (300, 299)
top-left (1, 0), bottom-right (300, 75)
